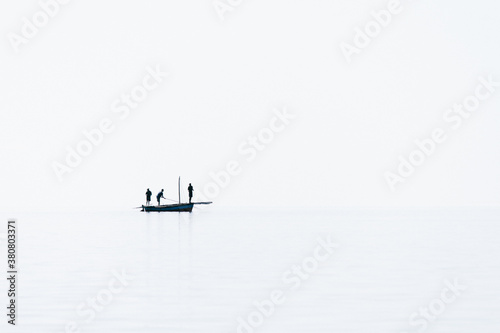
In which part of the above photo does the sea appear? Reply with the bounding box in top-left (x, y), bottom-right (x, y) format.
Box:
top-left (0, 207), bottom-right (499, 333)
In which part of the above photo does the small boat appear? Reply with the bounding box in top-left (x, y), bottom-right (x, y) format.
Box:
top-left (141, 177), bottom-right (212, 212)
top-left (142, 202), bottom-right (194, 212)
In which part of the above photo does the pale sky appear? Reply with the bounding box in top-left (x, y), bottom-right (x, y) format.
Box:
top-left (1, 0), bottom-right (499, 211)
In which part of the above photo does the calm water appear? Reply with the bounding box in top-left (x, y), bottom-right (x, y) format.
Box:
top-left (1, 207), bottom-right (499, 332)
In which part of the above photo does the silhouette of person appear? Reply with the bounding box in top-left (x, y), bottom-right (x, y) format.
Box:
top-left (145, 188), bottom-right (152, 205)
top-left (157, 189), bottom-right (165, 205)
top-left (188, 183), bottom-right (194, 203)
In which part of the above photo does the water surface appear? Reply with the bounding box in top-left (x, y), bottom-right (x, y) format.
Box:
top-left (1, 208), bottom-right (499, 332)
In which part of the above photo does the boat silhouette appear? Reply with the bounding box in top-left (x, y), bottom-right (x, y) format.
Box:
top-left (141, 177), bottom-right (212, 212)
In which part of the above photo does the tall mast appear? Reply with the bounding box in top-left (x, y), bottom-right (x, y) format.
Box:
top-left (178, 176), bottom-right (181, 204)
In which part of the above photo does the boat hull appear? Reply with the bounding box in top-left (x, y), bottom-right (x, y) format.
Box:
top-left (142, 203), bottom-right (194, 212)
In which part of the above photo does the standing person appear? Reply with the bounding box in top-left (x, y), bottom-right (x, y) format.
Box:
top-left (145, 188), bottom-right (152, 205)
top-left (187, 183), bottom-right (194, 203)
top-left (157, 189), bottom-right (165, 205)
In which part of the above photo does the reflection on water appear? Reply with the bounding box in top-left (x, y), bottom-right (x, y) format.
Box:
top-left (2, 208), bottom-right (500, 332)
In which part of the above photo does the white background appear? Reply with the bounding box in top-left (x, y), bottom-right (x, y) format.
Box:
top-left (1, 0), bottom-right (500, 211)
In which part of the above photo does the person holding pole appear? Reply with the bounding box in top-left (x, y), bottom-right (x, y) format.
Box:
top-left (157, 189), bottom-right (165, 205)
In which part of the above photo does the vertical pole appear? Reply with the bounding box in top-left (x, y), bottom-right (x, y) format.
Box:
top-left (178, 176), bottom-right (181, 204)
